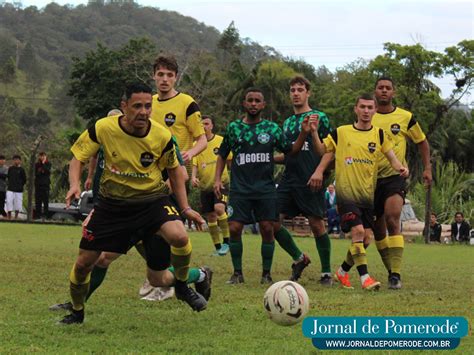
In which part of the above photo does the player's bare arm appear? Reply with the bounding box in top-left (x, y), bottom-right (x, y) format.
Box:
top-left (191, 164), bottom-right (200, 188)
top-left (213, 155), bottom-right (226, 199)
top-left (307, 152), bottom-right (334, 191)
top-left (288, 116), bottom-right (310, 155)
top-left (274, 154), bottom-right (285, 164)
top-left (84, 154), bottom-right (98, 190)
top-left (181, 134), bottom-right (207, 163)
top-left (66, 157), bottom-right (84, 207)
top-left (308, 116), bottom-right (327, 156)
top-left (384, 149), bottom-right (409, 177)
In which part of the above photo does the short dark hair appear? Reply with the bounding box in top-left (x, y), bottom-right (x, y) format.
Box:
top-left (201, 115), bottom-right (214, 125)
top-left (39, 151), bottom-right (46, 156)
top-left (0, 155), bottom-right (5, 160)
top-left (355, 93), bottom-right (377, 105)
top-left (12, 155), bottom-right (21, 160)
top-left (153, 55), bottom-right (179, 74)
top-left (431, 212), bottom-right (437, 218)
top-left (123, 83), bottom-right (152, 101)
top-left (455, 212), bottom-right (464, 218)
top-left (375, 76), bottom-right (395, 89)
top-left (289, 76), bottom-right (311, 91)
top-left (243, 87), bottom-right (264, 99)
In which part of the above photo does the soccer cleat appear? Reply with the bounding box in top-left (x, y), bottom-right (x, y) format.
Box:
top-left (141, 287), bottom-right (175, 301)
top-left (290, 253), bottom-right (311, 281)
top-left (138, 278), bottom-right (154, 297)
top-left (210, 250), bottom-right (220, 256)
top-left (260, 272), bottom-right (273, 285)
top-left (58, 309), bottom-right (84, 325)
top-left (319, 274), bottom-right (334, 286)
top-left (334, 270), bottom-right (354, 289)
top-left (362, 276), bottom-right (381, 291)
top-left (49, 301), bottom-right (73, 312)
top-left (195, 266), bottom-right (213, 301)
top-left (226, 272), bottom-right (244, 284)
top-left (218, 243), bottom-right (229, 256)
top-left (388, 275), bottom-right (402, 290)
top-left (174, 282), bottom-right (207, 312)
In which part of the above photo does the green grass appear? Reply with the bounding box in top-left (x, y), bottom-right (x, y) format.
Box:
top-left (0, 223), bottom-right (472, 354)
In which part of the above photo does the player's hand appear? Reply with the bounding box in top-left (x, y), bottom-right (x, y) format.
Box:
top-left (301, 116), bottom-right (311, 134)
top-left (183, 208), bottom-right (205, 231)
top-left (191, 177), bottom-right (200, 188)
top-left (66, 185), bottom-right (81, 208)
top-left (214, 180), bottom-right (224, 199)
top-left (399, 166), bottom-right (409, 178)
top-left (181, 151), bottom-right (193, 164)
top-left (84, 177), bottom-right (93, 190)
top-left (422, 168), bottom-right (432, 187)
top-left (308, 114), bottom-right (319, 132)
top-left (307, 170), bottom-right (323, 191)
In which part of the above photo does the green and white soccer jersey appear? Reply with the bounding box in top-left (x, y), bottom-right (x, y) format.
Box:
top-left (280, 109), bottom-right (331, 187)
top-left (219, 119), bottom-right (292, 198)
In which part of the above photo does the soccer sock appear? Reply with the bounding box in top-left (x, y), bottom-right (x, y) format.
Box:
top-left (170, 240), bottom-right (192, 282)
top-left (208, 221), bottom-right (221, 249)
top-left (69, 264), bottom-right (91, 312)
top-left (167, 266), bottom-right (202, 284)
top-left (388, 235), bottom-right (404, 277)
top-left (261, 241), bottom-right (275, 273)
top-left (375, 236), bottom-right (391, 274)
top-left (217, 213), bottom-right (230, 242)
top-left (274, 226), bottom-right (302, 261)
top-left (229, 240), bottom-right (243, 272)
top-left (223, 237), bottom-right (230, 245)
top-left (350, 242), bottom-right (368, 277)
top-left (315, 233), bottom-right (331, 273)
top-left (135, 241), bottom-right (147, 260)
top-left (85, 265), bottom-right (108, 301)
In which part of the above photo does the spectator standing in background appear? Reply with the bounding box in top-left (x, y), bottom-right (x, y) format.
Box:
top-left (35, 152), bottom-right (52, 219)
top-left (0, 155), bottom-right (7, 218)
top-left (6, 155), bottom-right (26, 220)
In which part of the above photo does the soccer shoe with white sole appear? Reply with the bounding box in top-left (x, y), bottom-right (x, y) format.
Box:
top-left (49, 301), bottom-right (73, 312)
top-left (334, 270), bottom-right (354, 289)
top-left (260, 272), bottom-right (273, 285)
top-left (362, 276), bottom-right (381, 291)
top-left (141, 287), bottom-right (175, 301)
top-left (319, 274), bottom-right (334, 286)
top-left (290, 253), bottom-right (311, 281)
top-left (195, 266), bottom-right (213, 301)
top-left (388, 275), bottom-right (402, 290)
top-left (218, 243), bottom-right (230, 256)
top-left (58, 309), bottom-right (84, 325)
top-left (226, 272), bottom-right (244, 284)
top-left (138, 278), bottom-right (154, 297)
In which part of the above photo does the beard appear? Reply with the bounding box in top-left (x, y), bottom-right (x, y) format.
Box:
top-left (245, 108), bottom-right (262, 119)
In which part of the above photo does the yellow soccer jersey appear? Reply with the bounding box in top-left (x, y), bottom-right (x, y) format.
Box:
top-left (71, 116), bottom-right (179, 201)
top-left (151, 92), bottom-right (205, 154)
top-left (324, 124), bottom-right (393, 208)
top-left (192, 134), bottom-right (231, 191)
top-left (373, 107), bottom-right (426, 178)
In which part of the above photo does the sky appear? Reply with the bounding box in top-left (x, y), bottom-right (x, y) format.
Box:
top-left (13, 0), bottom-right (474, 101)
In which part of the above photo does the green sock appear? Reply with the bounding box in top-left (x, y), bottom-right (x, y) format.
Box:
top-left (261, 241), bottom-right (275, 273)
top-left (274, 226), bottom-right (302, 261)
top-left (167, 266), bottom-right (201, 284)
top-left (315, 233), bottom-right (331, 273)
top-left (229, 240), bottom-right (243, 272)
top-left (85, 266), bottom-right (108, 301)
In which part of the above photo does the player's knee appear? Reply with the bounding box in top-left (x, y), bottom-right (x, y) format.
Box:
top-left (385, 215), bottom-right (401, 234)
top-left (96, 252), bottom-right (118, 268)
top-left (259, 221), bottom-right (274, 240)
top-left (214, 204), bottom-right (225, 215)
top-left (229, 222), bottom-right (243, 239)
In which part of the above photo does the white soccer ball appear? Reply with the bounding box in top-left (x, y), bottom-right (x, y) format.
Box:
top-left (263, 280), bottom-right (309, 326)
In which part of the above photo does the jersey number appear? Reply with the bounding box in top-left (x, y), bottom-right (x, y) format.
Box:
top-left (164, 205), bottom-right (179, 216)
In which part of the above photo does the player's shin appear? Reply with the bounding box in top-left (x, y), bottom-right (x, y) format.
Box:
top-left (69, 263), bottom-right (91, 312)
top-left (274, 226), bottom-right (302, 261)
top-left (388, 235), bottom-right (404, 277)
top-left (315, 233), bottom-right (331, 274)
top-left (375, 236), bottom-right (391, 274)
top-left (170, 240), bottom-right (192, 282)
top-left (217, 213), bottom-right (230, 244)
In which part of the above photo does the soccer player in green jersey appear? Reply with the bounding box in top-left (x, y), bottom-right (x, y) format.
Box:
top-left (311, 93), bottom-right (409, 290)
top-left (214, 88), bottom-right (310, 284)
top-left (273, 76), bottom-right (335, 285)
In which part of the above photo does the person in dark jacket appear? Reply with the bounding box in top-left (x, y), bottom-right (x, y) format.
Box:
top-left (451, 212), bottom-right (471, 244)
top-left (425, 212), bottom-right (442, 243)
top-left (6, 155), bottom-right (26, 220)
top-left (0, 155), bottom-right (7, 217)
top-left (35, 152), bottom-right (51, 219)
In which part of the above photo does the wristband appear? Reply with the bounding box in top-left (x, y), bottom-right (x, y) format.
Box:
top-left (181, 207), bottom-right (192, 214)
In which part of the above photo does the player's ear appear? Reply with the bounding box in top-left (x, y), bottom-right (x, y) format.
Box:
top-left (120, 100), bottom-right (127, 114)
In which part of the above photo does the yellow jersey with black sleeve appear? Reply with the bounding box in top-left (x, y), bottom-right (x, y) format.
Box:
top-left (71, 116), bottom-right (179, 201)
top-left (151, 92), bottom-right (205, 153)
top-left (373, 107), bottom-right (426, 178)
top-left (323, 124), bottom-right (393, 208)
top-left (192, 134), bottom-right (232, 191)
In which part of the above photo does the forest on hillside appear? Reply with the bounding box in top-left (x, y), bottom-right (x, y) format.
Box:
top-left (0, 2), bottom-right (472, 221)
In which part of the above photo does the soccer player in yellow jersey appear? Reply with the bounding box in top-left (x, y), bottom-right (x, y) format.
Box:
top-left (373, 77), bottom-right (432, 289)
top-left (58, 83), bottom-right (207, 324)
top-left (311, 94), bottom-right (409, 290)
top-left (150, 55), bottom-right (207, 170)
top-left (192, 116), bottom-right (232, 256)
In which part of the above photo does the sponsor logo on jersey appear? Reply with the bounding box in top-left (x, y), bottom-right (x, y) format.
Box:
top-left (391, 123), bottom-right (401, 135)
top-left (344, 156), bottom-right (374, 165)
top-left (257, 132), bottom-right (271, 144)
top-left (227, 205), bottom-right (233, 217)
top-left (345, 157), bottom-right (353, 165)
top-left (140, 152), bottom-right (154, 167)
top-left (368, 142), bottom-right (376, 153)
top-left (164, 112), bottom-right (176, 126)
top-left (213, 147), bottom-right (219, 155)
top-left (236, 152), bottom-right (271, 166)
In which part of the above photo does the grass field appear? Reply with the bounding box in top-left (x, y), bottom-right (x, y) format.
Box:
top-left (0, 222), bottom-right (472, 354)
